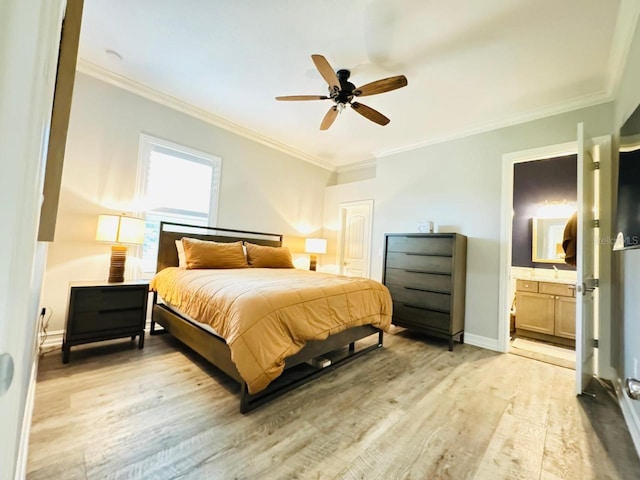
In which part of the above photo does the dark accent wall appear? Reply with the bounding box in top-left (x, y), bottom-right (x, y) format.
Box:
top-left (512, 155), bottom-right (577, 269)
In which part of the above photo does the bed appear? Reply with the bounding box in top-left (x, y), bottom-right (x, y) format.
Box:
top-left (150, 221), bottom-right (392, 413)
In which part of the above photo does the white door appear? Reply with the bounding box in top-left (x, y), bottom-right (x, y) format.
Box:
top-left (0, 1), bottom-right (64, 478)
top-left (575, 122), bottom-right (597, 395)
top-left (339, 200), bottom-right (373, 277)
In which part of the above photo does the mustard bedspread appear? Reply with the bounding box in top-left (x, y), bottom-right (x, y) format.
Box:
top-left (150, 267), bottom-right (392, 393)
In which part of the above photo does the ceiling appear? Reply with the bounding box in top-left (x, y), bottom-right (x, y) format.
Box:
top-left (78, 0), bottom-right (632, 169)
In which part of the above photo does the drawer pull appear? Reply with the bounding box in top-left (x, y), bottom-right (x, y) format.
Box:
top-left (402, 303), bottom-right (449, 314)
top-left (403, 269), bottom-right (451, 276)
top-left (404, 286), bottom-right (451, 295)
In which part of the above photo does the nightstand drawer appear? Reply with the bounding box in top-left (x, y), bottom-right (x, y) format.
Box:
top-left (386, 284), bottom-right (451, 312)
top-left (384, 268), bottom-right (452, 293)
top-left (71, 308), bottom-right (145, 335)
top-left (73, 286), bottom-right (148, 312)
top-left (392, 302), bottom-right (451, 332)
top-left (385, 252), bottom-right (452, 274)
top-left (387, 236), bottom-right (453, 255)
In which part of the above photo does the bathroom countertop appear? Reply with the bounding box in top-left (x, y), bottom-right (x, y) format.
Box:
top-left (515, 276), bottom-right (576, 285)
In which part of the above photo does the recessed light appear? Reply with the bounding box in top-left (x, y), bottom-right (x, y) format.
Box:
top-left (105, 49), bottom-right (123, 62)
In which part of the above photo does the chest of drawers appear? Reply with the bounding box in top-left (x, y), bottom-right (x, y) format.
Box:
top-left (382, 233), bottom-right (467, 350)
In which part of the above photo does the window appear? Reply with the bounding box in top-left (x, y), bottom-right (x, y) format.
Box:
top-left (137, 134), bottom-right (221, 274)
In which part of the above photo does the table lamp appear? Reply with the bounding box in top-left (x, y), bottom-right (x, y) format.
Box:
top-left (305, 238), bottom-right (327, 271)
top-left (96, 214), bottom-right (145, 282)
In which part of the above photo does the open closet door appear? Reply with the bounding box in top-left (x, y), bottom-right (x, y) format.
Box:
top-left (575, 122), bottom-right (597, 395)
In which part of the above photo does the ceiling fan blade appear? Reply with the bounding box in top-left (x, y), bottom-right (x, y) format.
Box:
top-left (275, 95), bottom-right (329, 101)
top-left (351, 102), bottom-right (390, 126)
top-left (353, 75), bottom-right (408, 97)
top-left (320, 106), bottom-right (338, 130)
top-left (311, 54), bottom-right (341, 92)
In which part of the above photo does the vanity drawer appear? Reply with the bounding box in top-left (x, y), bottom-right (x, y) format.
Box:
top-left (516, 279), bottom-right (538, 292)
top-left (539, 282), bottom-right (575, 297)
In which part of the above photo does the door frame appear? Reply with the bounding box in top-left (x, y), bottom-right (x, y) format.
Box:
top-left (337, 199), bottom-right (374, 278)
top-left (498, 137), bottom-right (614, 380)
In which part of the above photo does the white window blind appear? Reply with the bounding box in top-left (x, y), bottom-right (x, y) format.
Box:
top-left (137, 134), bottom-right (221, 274)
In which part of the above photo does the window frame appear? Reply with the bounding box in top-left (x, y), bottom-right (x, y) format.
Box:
top-left (135, 133), bottom-right (222, 276)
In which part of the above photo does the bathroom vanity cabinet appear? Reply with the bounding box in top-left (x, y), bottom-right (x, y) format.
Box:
top-left (515, 278), bottom-right (576, 345)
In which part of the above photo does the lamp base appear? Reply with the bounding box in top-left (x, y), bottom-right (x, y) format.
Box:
top-left (108, 245), bottom-right (128, 283)
top-left (309, 254), bottom-right (318, 271)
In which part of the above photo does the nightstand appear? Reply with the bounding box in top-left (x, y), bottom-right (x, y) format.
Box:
top-left (62, 280), bottom-right (149, 363)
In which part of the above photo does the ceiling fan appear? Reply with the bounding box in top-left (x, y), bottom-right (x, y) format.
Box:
top-left (276, 54), bottom-right (408, 130)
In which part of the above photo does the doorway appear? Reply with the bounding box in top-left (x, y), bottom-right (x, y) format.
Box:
top-left (498, 135), bottom-right (614, 386)
top-left (337, 200), bottom-right (373, 278)
top-left (507, 149), bottom-right (579, 368)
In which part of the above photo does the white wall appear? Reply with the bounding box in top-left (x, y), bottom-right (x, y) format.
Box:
top-left (40, 73), bottom-right (334, 333)
top-left (328, 103), bottom-right (614, 344)
top-left (613, 15), bottom-right (640, 437)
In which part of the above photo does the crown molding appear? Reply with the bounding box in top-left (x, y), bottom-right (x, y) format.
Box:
top-left (606, 0), bottom-right (640, 99)
top-left (75, 59), bottom-right (335, 172)
top-left (79, 0), bottom-right (638, 172)
top-left (376, 3), bottom-right (639, 160)
top-left (373, 89), bottom-right (612, 159)
top-left (335, 158), bottom-right (377, 173)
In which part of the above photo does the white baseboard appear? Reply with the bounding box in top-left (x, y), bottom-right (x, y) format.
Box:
top-left (40, 329), bottom-right (63, 349)
top-left (14, 358), bottom-right (38, 480)
top-left (39, 324), bottom-right (154, 352)
top-left (464, 333), bottom-right (501, 352)
top-left (615, 377), bottom-right (640, 459)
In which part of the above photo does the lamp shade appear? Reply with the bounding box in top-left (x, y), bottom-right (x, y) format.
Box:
top-left (305, 238), bottom-right (327, 254)
top-left (96, 214), bottom-right (145, 245)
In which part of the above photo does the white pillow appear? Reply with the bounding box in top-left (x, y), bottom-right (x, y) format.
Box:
top-left (175, 239), bottom-right (186, 268)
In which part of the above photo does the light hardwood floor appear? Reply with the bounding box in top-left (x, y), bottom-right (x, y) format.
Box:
top-left (27, 329), bottom-right (640, 479)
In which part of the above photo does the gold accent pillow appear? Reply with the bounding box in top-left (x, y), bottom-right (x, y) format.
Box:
top-left (245, 242), bottom-right (295, 268)
top-left (181, 237), bottom-right (248, 269)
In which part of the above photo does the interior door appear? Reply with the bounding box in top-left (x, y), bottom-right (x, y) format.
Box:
top-left (0, 1), bottom-right (67, 477)
top-left (339, 200), bottom-right (373, 277)
top-left (575, 122), bottom-right (597, 395)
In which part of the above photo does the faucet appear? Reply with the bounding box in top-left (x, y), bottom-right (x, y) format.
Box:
top-left (553, 265), bottom-right (559, 278)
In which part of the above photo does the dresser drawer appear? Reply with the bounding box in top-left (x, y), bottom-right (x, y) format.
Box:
top-left (392, 302), bottom-right (451, 332)
top-left (70, 308), bottom-right (145, 335)
top-left (539, 282), bottom-right (575, 297)
top-left (386, 284), bottom-right (451, 312)
top-left (384, 268), bottom-right (451, 293)
top-left (73, 286), bottom-right (148, 312)
top-left (387, 236), bottom-right (453, 256)
top-left (516, 279), bottom-right (538, 292)
top-left (385, 252), bottom-right (452, 274)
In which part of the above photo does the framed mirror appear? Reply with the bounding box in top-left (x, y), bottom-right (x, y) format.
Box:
top-left (532, 217), bottom-right (568, 263)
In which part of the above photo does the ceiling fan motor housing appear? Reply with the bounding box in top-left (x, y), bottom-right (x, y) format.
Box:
top-left (333, 69), bottom-right (355, 104)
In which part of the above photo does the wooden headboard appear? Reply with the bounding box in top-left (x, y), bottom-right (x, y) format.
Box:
top-left (156, 221), bottom-right (284, 272)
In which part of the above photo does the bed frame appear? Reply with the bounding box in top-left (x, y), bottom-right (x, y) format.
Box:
top-left (150, 221), bottom-right (383, 413)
